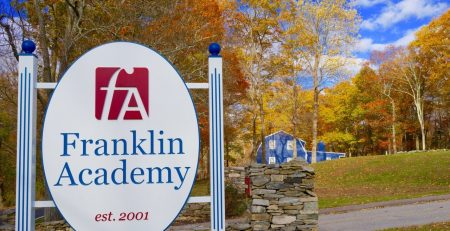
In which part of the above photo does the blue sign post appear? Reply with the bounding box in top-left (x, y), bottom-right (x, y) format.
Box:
top-left (15, 40), bottom-right (37, 231)
top-left (208, 43), bottom-right (225, 231)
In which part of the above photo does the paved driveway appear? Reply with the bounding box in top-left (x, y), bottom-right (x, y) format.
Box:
top-left (319, 199), bottom-right (450, 231)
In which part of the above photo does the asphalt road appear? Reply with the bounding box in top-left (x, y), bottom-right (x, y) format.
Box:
top-left (319, 199), bottom-right (450, 231)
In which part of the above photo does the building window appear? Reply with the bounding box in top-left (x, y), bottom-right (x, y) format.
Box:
top-left (269, 140), bottom-right (276, 150)
top-left (287, 140), bottom-right (294, 150)
top-left (269, 157), bottom-right (276, 164)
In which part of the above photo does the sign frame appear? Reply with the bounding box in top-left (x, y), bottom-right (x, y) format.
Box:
top-left (15, 40), bottom-right (225, 231)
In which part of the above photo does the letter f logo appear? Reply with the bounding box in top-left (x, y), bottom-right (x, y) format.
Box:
top-left (95, 67), bottom-right (149, 120)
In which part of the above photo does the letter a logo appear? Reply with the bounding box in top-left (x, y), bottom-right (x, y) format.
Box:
top-left (95, 67), bottom-right (149, 120)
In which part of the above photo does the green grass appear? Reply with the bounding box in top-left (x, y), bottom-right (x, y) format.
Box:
top-left (381, 222), bottom-right (450, 231)
top-left (312, 150), bottom-right (450, 208)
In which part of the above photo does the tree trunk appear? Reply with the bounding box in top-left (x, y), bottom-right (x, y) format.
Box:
top-left (415, 101), bottom-right (426, 150)
top-left (250, 114), bottom-right (257, 162)
top-left (225, 137), bottom-right (229, 167)
top-left (260, 97), bottom-right (266, 164)
top-left (311, 53), bottom-right (320, 164)
top-left (391, 100), bottom-right (397, 153)
top-left (33, 0), bottom-right (52, 83)
top-left (292, 76), bottom-right (298, 159)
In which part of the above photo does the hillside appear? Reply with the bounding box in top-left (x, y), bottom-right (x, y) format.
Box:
top-left (312, 150), bottom-right (450, 208)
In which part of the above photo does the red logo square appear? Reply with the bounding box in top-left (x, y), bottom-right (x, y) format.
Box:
top-left (95, 67), bottom-right (149, 120)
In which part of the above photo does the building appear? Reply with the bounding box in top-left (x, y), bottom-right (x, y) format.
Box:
top-left (256, 131), bottom-right (345, 164)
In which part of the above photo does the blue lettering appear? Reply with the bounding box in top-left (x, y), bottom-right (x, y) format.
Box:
top-left (131, 130), bottom-right (147, 154)
top-left (55, 162), bottom-right (77, 186)
top-left (79, 168), bottom-right (93, 185)
top-left (174, 167), bottom-right (190, 190)
top-left (61, 133), bottom-right (79, 156)
top-left (130, 167), bottom-right (144, 184)
top-left (111, 159), bottom-right (128, 185)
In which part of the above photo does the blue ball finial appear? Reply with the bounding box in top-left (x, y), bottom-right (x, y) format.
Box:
top-left (22, 40), bottom-right (36, 54)
top-left (208, 43), bottom-right (221, 57)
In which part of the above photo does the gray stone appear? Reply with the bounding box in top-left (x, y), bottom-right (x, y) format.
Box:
top-left (303, 201), bottom-right (318, 212)
top-left (266, 182), bottom-right (290, 190)
top-left (279, 197), bottom-right (300, 205)
top-left (302, 166), bottom-right (315, 173)
top-left (272, 215), bottom-right (296, 225)
top-left (252, 189), bottom-right (276, 195)
top-left (252, 176), bottom-right (270, 186)
top-left (252, 213), bottom-right (271, 221)
top-left (284, 177), bottom-right (302, 184)
top-left (263, 193), bottom-right (284, 199)
top-left (252, 221), bottom-right (270, 230)
top-left (305, 190), bottom-right (317, 197)
top-left (271, 174), bottom-right (284, 182)
top-left (271, 224), bottom-right (286, 228)
top-left (253, 199), bottom-right (270, 206)
top-left (285, 209), bottom-right (299, 215)
top-left (251, 206), bottom-right (266, 213)
top-left (229, 223), bottom-right (251, 230)
top-left (284, 205), bottom-right (304, 210)
top-left (264, 169), bottom-right (280, 174)
top-left (300, 197), bottom-right (318, 202)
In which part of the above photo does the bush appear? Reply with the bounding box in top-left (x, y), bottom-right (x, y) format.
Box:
top-left (225, 183), bottom-right (248, 217)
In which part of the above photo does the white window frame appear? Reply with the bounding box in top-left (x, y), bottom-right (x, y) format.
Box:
top-left (286, 140), bottom-right (293, 150)
top-left (268, 156), bottom-right (276, 164)
top-left (268, 140), bottom-right (276, 150)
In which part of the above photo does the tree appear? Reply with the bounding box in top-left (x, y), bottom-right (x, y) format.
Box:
top-left (284, 0), bottom-right (359, 162)
top-left (226, 0), bottom-right (282, 163)
top-left (411, 10), bottom-right (449, 148)
top-left (382, 48), bottom-right (427, 150)
top-left (372, 48), bottom-right (401, 154)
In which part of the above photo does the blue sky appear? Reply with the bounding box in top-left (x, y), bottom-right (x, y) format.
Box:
top-left (353, 0), bottom-right (449, 60)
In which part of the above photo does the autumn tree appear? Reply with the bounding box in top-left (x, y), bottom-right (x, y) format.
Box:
top-left (226, 0), bottom-right (282, 163)
top-left (411, 10), bottom-right (449, 148)
top-left (371, 47), bottom-right (403, 154)
top-left (284, 0), bottom-right (359, 162)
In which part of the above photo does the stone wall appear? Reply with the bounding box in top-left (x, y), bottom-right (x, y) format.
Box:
top-left (174, 202), bottom-right (210, 224)
top-left (224, 166), bottom-right (248, 194)
top-left (174, 166), bottom-right (248, 224)
top-left (249, 159), bottom-right (318, 230)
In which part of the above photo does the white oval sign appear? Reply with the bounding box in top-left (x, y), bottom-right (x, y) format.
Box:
top-left (42, 42), bottom-right (199, 230)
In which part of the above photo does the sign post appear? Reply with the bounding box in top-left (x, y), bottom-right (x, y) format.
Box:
top-left (208, 43), bottom-right (225, 231)
top-left (15, 40), bottom-right (37, 231)
top-left (14, 41), bottom-right (226, 231)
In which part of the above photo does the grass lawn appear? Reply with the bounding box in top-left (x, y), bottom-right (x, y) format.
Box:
top-left (381, 221), bottom-right (450, 230)
top-left (312, 150), bottom-right (450, 208)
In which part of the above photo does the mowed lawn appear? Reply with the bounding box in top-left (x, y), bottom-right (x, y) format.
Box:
top-left (382, 221), bottom-right (450, 231)
top-left (312, 150), bottom-right (450, 208)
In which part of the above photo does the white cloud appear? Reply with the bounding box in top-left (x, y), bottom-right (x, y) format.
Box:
top-left (355, 26), bottom-right (422, 53)
top-left (393, 27), bottom-right (422, 46)
top-left (354, 0), bottom-right (387, 8)
top-left (361, 0), bottom-right (448, 30)
top-left (344, 57), bottom-right (369, 75)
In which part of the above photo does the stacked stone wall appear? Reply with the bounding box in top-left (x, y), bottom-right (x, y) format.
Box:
top-left (249, 160), bottom-right (318, 230)
top-left (174, 166), bottom-right (247, 224)
top-left (224, 166), bottom-right (248, 194)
